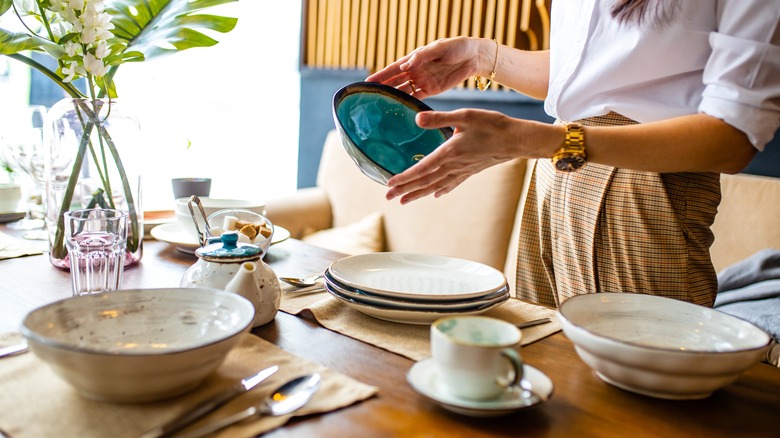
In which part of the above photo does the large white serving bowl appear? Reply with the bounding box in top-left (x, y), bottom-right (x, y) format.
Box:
top-left (21, 288), bottom-right (255, 403)
top-left (557, 293), bottom-right (770, 400)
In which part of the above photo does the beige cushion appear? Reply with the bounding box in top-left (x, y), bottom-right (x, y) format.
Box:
top-left (711, 173), bottom-right (780, 273)
top-left (302, 212), bottom-right (385, 255)
top-left (318, 130), bottom-right (528, 271)
top-left (264, 187), bottom-right (333, 239)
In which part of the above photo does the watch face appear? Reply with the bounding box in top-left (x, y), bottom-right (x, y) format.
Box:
top-left (554, 155), bottom-right (586, 172)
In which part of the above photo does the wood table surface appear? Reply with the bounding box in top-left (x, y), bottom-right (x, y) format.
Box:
top-left (1, 228), bottom-right (779, 437)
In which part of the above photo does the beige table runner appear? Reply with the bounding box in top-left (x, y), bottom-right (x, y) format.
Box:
top-left (0, 231), bottom-right (44, 260)
top-left (280, 288), bottom-right (561, 362)
top-left (0, 332), bottom-right (377, 438)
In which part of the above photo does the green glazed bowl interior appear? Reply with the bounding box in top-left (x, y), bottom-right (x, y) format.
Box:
top-left (333, 82), bottom-right (453, 185)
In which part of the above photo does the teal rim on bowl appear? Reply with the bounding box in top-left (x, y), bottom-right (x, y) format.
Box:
top-left (332, 82), bottom-right (454, 186)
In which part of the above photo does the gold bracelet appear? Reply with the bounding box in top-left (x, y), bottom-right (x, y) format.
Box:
top-left (474, 38), bottom-right (498, 91)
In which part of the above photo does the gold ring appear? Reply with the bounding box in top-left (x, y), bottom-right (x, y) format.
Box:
top-left (408, 80), bottom-right (417, 93)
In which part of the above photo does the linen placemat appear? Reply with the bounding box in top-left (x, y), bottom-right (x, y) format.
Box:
top-left (0, 332), bottom-right (377, 438)
top-left (0, 231), bottom-right (43, 260)
top-left (280, 288), bottom-right (561, 362)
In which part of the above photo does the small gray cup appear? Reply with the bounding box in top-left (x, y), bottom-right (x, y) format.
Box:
top-left (171, 178), bottom-right (211, 199)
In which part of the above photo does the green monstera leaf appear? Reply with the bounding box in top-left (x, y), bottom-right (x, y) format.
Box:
top-left (0, 0), bottom-right (237, 90)
top-left (107, 0), bottom-right (238, 61)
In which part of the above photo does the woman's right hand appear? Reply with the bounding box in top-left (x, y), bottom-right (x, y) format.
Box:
top-left (365, 37), bottom-right (492, 100)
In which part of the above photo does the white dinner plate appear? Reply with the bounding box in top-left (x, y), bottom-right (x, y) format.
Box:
top-left (328, 253), bottom-right (507, 301)
top-left (149, 222), bottom-right (291, 254)
top-left (407, 358), bottom-right (553, 417)
top-left (324, 269), bottom-right (510, 311)
top-left (324, 282), bottom-right (509, 325)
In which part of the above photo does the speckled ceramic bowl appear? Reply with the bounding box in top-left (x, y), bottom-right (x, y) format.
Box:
top-left (21, 288), bottom-right (254, 403)
top-left (558, 293), bottom-right (771, 400)
top-left (332, 82), bottom-right (453, 185)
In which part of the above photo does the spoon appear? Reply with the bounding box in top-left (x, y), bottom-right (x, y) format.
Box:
top-left (178, 373), bottom-right (321, 438)
top-left (279, 274), bottom-right (324, 288)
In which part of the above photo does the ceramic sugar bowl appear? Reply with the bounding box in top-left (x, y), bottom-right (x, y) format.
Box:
top-left (180, 232), bottom-right (281, 327)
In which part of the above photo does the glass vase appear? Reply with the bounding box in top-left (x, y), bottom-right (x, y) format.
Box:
top-left (45, 98), bottom-right (143, 269)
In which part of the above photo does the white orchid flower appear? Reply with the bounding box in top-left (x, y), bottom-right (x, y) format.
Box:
top-left (64, 41), bottom-right (82, 57)
top-left (68, 0), bottom-right (85, 12)
top-left (92, 41), bottom-right (109, 59)
top-left (83, 52), bottom-right (109, 77)
top-left (80, 26), bottom-right (97, 44)
top-left (61, 61), bottom-right (80, 82)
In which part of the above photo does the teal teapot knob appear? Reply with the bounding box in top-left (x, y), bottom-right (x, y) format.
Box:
top-left (196, 232), bottom-right (264, 262)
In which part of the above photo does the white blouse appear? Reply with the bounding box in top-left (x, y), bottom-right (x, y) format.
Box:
top-left (545, 0), bottom-right (780, 150)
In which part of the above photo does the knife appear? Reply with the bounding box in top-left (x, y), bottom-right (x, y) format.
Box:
top-left (139, 365), bottom-right (278, 438)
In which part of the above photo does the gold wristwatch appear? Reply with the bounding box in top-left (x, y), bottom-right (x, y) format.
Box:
top-left (551, 123), bottom-right (587, 172)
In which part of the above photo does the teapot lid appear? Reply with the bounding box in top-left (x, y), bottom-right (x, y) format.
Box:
top-left (195, 232), bottom-right (264, 262)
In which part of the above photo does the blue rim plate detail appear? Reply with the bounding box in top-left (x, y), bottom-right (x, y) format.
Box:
top-left (324, 282), bottom-right (509, 325)
top-left (324, 269), bottom-right (510, 311)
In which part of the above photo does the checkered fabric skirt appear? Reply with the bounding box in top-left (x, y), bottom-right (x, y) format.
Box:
top-left (516, 112), bottom-right (721, 308)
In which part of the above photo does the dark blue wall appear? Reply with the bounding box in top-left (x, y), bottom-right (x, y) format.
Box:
top-left (299, 68), bottom-right (778, 188)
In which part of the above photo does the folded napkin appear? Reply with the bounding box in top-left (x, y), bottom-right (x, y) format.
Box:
top-left (715, 248), bottom-right (780, 366)
top-left (0, 332), bottom-right (377, 438)
top-left (0, 231), bottom-right (43, 260)
top-left (280, 290), bottom-right (561, 362)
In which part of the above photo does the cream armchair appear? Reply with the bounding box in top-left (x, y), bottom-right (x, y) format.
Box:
top-left (265, 130), bottom-right (531, 294)
top-left (266, 130), bottom-right (780, 296)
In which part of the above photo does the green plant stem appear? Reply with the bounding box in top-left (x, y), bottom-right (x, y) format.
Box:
top-left (95, 119), bottom-right (139, 252)
top-left (51, 100), bottom-right (140, 257)
top-left (51, 119), bottom-right (94, 259)
top-left (77, 100), bottom-right (115, 209)
top-left (7, 54), bottom-right (82, 98)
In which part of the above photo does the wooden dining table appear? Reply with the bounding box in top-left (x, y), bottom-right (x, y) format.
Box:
top-left (2, 226), bottom-right (780, 437)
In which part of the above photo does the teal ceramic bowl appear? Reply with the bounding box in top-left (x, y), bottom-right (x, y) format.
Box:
top-left (332, 82), bottom-right (453, 185)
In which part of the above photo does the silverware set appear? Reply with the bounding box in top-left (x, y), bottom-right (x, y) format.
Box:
top-left (139, 366), bottom-right (320, 438)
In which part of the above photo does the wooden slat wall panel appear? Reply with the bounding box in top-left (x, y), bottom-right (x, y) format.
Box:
top-left (302, 0), bottom-right (550, 90)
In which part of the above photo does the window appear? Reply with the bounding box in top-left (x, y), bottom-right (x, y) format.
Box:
top-left (3, 2), bottom-right (302, 212)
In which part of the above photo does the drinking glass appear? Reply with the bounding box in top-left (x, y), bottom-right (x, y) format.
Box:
top-left (0, 105), bottom-right (47, 237)
top-left (64, 208), bottom-right (128, 296)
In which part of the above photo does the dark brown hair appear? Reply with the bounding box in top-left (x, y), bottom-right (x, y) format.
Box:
top-left (611, 0), bottom-right (680, 27)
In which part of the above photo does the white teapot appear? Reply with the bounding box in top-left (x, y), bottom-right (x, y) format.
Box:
top-left (180, 232), bottom-right (281, 327)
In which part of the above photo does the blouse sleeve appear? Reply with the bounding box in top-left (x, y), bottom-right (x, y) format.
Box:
top-left (699, 0), bottom-right (780, 150)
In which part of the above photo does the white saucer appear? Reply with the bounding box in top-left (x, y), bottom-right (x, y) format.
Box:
top-left (406, 358), bottom-right (553, 417)
top-left (0, 211), bottom-right (26, 223)
top-left (149, 222), bottom-right (291, 255)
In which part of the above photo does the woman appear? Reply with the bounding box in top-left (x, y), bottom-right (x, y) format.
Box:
top-left (366, 0), bottom-right (780, 308)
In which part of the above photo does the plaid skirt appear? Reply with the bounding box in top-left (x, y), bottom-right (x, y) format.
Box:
top-left (515, 112), bottom-right (721, 308)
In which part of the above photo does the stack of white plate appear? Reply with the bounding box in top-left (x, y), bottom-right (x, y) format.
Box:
top-left (324, 253), bottom-right (510, 325)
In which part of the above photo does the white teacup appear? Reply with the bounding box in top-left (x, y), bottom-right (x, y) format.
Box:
top-left (431, 316), bottom-right (524, 400)
top-left (0, 183), bottom-right (22, 213)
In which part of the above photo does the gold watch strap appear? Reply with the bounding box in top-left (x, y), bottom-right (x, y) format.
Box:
top-left (558, 123), bottom-right (585, 155)
top-left (551, 123), bottom-right (587, 171)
